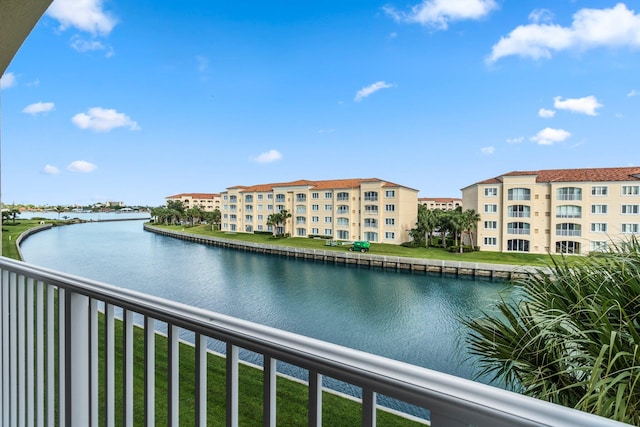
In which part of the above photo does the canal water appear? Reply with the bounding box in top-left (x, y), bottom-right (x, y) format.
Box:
top-left (19, 215), bottom-right (515, 415)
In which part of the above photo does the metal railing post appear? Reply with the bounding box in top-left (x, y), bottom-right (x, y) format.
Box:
top-left (65, 290), bottom-right (90, 426)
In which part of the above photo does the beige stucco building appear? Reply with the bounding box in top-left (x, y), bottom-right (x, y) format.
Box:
top-left (220, 178), bottom-right (418, 244)
top-left (166, 193), bottom-right (222, 212)
top-left (462, 167), bottom-right (640, 255)
top-left (418, 197), bottom-right (462, 211)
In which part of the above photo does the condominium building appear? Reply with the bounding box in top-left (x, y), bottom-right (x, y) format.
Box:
top-left (462, 167), bottom-right (640, 255)
top-left (220, 178), bottom-right (418, 244)
top-left (166, 193), bottom-right (222, 212)
top-left (418, 197), bottom-right (462, 211)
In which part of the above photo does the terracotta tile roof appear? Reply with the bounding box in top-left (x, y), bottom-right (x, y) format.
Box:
top-left (474, 167), bottom-right (640, 185)
top-left (418, 197), bottom-right (462, 203)
top-left (227, 178), bottom-right (418, 192)
top-left (166, 193), bottom-right (220, 199)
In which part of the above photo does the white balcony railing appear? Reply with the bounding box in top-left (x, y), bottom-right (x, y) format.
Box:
top-left (0, 256), bottom-right (626, 427)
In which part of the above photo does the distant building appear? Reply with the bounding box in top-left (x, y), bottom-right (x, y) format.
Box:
top-left (418, 197), bottom-right (462, 211)
top-left (106, 201), bottom-right (124, 208)
top-left (165, 193), bottom-right (221, 212)
top-left (220, 178), bottom-right (418, 244)
top-left (462, 167), bottom-right (640, 255)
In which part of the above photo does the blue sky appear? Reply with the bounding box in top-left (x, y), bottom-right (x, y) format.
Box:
top-left (1, 0), bottom-right (639, 207)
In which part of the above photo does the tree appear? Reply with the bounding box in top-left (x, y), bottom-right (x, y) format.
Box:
top-left (464, 238), bottom-right (640, 424)
top-left (166, 200), bottom-right (185, 215)
top-left (411, 205), bottom-right (442, 248)
top-left (459, 209), bottom-right (481, 253)
top-left (267, 209), bottom-right (291, 237)
top-left (54, 205), bottom-right (66, 220)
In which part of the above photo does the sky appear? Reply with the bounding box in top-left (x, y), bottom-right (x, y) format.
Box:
top-left (1, 0), bottom-right (640, 207)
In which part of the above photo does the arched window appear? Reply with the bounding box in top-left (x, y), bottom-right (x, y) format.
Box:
top-left (556, 241), bottom-right (580, 254)
top-left (507, 205), bottom-right (530, 218)
top-left (507, 222), bottom-right (530, 235)
top-left (556, 223), bottom-right (581, 236)
top-left (557, 187), bottom-right (582, 201)
top-left (507, 239), bottom-right (530, 252)
top-left (507, 188), bottom-right (530, 201)
top-left (556, 205), bottom-right (581, 218)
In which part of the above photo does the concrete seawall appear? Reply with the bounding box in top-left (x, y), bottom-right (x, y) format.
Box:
top-left (144, 224), bottom-right (540, 279)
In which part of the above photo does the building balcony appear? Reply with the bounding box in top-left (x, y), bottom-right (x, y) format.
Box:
top-left (0, 256), bottom-right (623, 426)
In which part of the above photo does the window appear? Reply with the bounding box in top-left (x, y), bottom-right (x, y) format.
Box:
top-left (591, 186), bottom-right (608, 196)
top-left (324, 204), bottom-right (332, 211)
top-left (385, 232), bottom-right (395, 240)
top-left (311, 216), bottom-right (319, 223)
top-left (507, 205), bottom-right (530, 218)
top-left (622, 205), bottom-right (640, 214)
top-left (385, 218), bottom-right (395, 226)
top-left (324, 217), bottom-right (332, 223)
top-left (324, 229), bottom-right (332, 236)
top-left (267, 194), bottom-right (273, 200)
top-left (622, 223), bottom-right (639, 233)
top-left (337, 217), bottom-right (349, 226)
top-left (275, 194), bottom-right (285, 202)
top-left (484, 187), bottom-right (498, 197)
top-left (257, 204), bottom-right (263, 211)
top-left (484, 221), bottom-right (497, 229)
top-left (311, 204), bottom-right (319, 211)
top-left (556, 205), bottom-right (581, 218)
top-left (257, 215), bottom-right (264, 221)
top-left (312, 192), bottom-right (319, 199)
top-left (311, 228), bottom-right (319, 234)
top-left (385, 204), bottom-right (395, 212)
top-left (257, 194), bottom-right (263, 200)
top-left (364, 218), bottom-right (377, 228)
top-left (295, 216), bottom-right (306, 225)
top-left (483, 237), bottom-right (497, 246)
top-left (365, 205), bottom-right (378, 214)
top-left (257, 225), bottom-right (263, 231)
top-left (557, 187), bottom-right (582, 201)
top-left (507, 222), bottom-right (530, 235)
top-left (245, 215), bottom-right (253, 222)
top-left (267, 204), bottom-right (273, 211)
top-left (364, 191), bottom-right (378, 201)
top-left (296, 228), bottom-right (306, 237)
top-left (245, 195), bottom-right (253, 202)
top-left (508, 188), bottom-right (530, 201)
top-left (364, 232), bottom-right (378, 242)
top-left (325, 192), bottom-right (332, 199)
top-left (337, 192), bottom-right (349, 201)
top-left (622, 185), bottom-right (640, 195)
top-left (556, 241), bottom-right (580, 254)
top-left (337, 230), bottom-right (349, 239)
top-left (296, 193), bottom-right (306, 202)
top-left (276, 205), bottom-right (285, 212)
top-left (591, 204), bottom-right (608, 214)
top-left (591, 223), bottom-right (607, 232)
top-left (296, 205), bottom-right (306, 214)
top-left (484, 204), bottom-right (498, 213)
top-left (556, 223), bottom-right (581, 236)
top-left (229, 196), bottom-right (237, 202)
top-left (385, 190), bottom-right (396, 198)
top-left (223, 195), bottom-right (228, 200)
top-left (337, 205), bottom-right (349, 214)
top-left (507, 239), bottom-right (530, 252)
top-left (590, 241), bottom-right (608, 252)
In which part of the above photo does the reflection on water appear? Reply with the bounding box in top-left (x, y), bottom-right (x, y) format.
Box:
top-left (20, 218), bottom-right (515, 416)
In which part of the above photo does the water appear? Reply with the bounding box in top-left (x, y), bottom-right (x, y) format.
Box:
top-left (19, 216), bottom-right (515, 415)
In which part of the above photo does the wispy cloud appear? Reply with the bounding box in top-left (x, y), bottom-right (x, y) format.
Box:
top-left (384, 0), bottom-right (498, 30)
top-left (70, 35), bottom-right (113, 57)
top-left (628, 89), bottom-right (640, 97)
top-left (481, 146), bottom-right (495, 154)
top-left (506, 136), bottom-right (524, 144)
top-left (196, 55), bottom-right (209, 73)
top-left (23, 102), bottom-right (55, 115)
top-left (553, 96), bottom-right (602, 116)
top-left (530, 127), bottom-right (571, 145)
top-left (72, 107), bottom-right (140, 132)
top-left (43, 165), bottom-right (60, 175)
top-left (253, 149), bottom-right (282, 164)
top-left (488, 3), bottom-right (640, 63)
top-left (0, 72), bottom-right (17, 90)
top-left (354, 81), bottom-right (394, 102)
top-left (67, 160), bottom-right (97, 173)
top-left (538, 108), bottom-right (555, 118)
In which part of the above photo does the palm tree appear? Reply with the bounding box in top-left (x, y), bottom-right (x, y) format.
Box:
top-left (464, 237), bottom-right (640, 424)
top-left (460, 209), bottom-right (481, 252)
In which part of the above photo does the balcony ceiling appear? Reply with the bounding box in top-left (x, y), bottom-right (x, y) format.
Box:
top-left (0, 0), bottom-right (51, 75)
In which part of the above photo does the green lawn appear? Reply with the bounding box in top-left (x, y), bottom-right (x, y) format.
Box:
top-left (157, 223), bottom-right (559, 267)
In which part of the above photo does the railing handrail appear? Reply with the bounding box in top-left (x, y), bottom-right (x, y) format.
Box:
top-left (0, 255), bottom-right (627, 426)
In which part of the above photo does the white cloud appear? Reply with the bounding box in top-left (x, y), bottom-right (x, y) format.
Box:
top-left (1, 72), bottom-right (17, 89)
top-left (253, 150), bottom-right (282, 164)
top-left (481, 146), bottom-right (495, 154)
top-left (384, 0), bottom-right (498, 30)
top-left (488, 3), bottom-right (640, 62)
top-left (354, 81), bottom-right (394, 102)
top-left (72, 107), bottom-right (140, 132)
top-left (628, 89), bottom-right (640, 97)
top-left (529, 9), bottom-right (554, 24)
top-left (196, 55), bottom-right (209, 72)
top-left (67, 160), bottom-right (97, 173)
top-left (530, 127), bottom-right (571, 145)
top-left (22, 102), bottom-right (55, 115)
top-left (506, 136), bottom-right (524, 144)
top-left (538, 108), bottom-right (555, 118)
top-left (43, 165), bottom-right (60, 175)
top-left (71, 35), bottom-right (106, 52)
top-left (46, 0), bottom-right (117, 35)
top-left (553, 95), bottom-right (602, 116)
